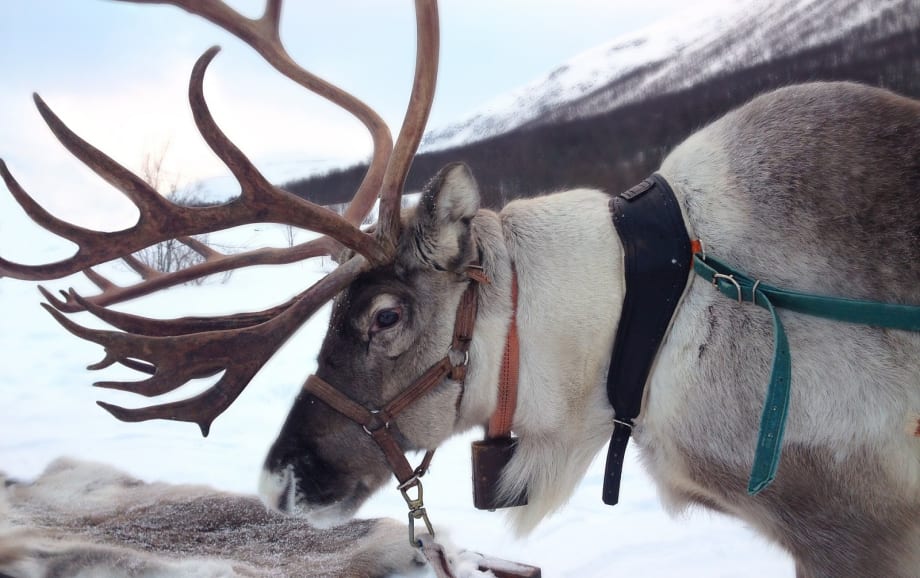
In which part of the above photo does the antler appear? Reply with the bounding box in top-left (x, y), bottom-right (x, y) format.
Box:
top-left (0, 0), bottom-right (440, 434)
top-left (46, 255), bottom-right (369, 437)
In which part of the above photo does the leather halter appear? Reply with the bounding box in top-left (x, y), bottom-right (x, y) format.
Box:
top-left (302, 265), bottom-right (487, 544)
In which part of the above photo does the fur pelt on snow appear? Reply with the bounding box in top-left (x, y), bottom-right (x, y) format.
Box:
top-left (0, 457), bottom-right (426, 578)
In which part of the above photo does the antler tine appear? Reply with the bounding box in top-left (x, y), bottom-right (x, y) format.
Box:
top-left (125, 0), bottom-right (393, 232)
top-left (376, 0), bottom-right (440, 251)
top-left (40, 235), bottom-right (339, 313)
top-left (184, 47), bottom-right (387, 261)
top-left (69, 288), bottom-right (299, 336)
top-left (43, 254), bottom-right (369, 436)
top-left (121, 255), bottom-right (160, 280)
top-left (1, 50), bottom-right (388, 282)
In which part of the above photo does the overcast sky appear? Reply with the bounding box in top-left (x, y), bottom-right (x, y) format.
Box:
top-left (0, 0), bottom-right (747, 242)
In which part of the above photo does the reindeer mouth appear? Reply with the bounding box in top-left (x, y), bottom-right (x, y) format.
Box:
top-left (258, 465), bottom-right (366, 528)
top-left (280, 467), bottom-right (297, 512)
top-left (258, 465), bottom-right (294, 513)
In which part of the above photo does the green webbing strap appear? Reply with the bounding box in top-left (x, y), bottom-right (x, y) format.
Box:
top-left (693, 254), bottom-right (920, 494)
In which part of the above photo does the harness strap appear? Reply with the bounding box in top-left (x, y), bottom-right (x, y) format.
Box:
top-left (304, 374), bottom-right (427, 486)
top-left (298, 264), bottom-right (542, 575)
top-left (304, 374), bottom-right (429, 483)
top-left (604, 174), bottom-right (692, 505)
top-left (302, 375), bottom-right (381, 430)
top-left (697, 254), bottom-right (920, 331)
top-left (488, 269), bottom-right (519, 439)
top-left (385, 357), bottom-right (454, 418)
top-left (449, 279), bottom-right (480, 382)
top-left (417, 534), bottom-right (543, 578)
top-left (303, 279), bottom-right (481, 487)
top-left (417, 535), bottom-right (456, 578)
top-left (694, 253), bottom-right (920, 494)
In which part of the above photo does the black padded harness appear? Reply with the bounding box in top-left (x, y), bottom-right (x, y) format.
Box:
top-left (603, 174), bottom-right (692, 505)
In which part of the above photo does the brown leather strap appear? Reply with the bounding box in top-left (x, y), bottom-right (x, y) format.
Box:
top-left (384, 357), bottom-right (453, 417)
top-left (487, 269), bottom-right (519, 439)
top-left (368, 423), bottom-right (417, 483)
top-left (305, 368), bottom-right (449, 486)
top-left (449, 280), bottom-right (480, 382)
top-left (417, 534), bottom-right (456, 578)
top-left (304, 375), bottom-right (385, 429)
top-left (417, 534), bottom-right (543, 578)
top-left (465, 265), bottom-right (490, 285)
top-left (416, 448), bottom-right (436, 474)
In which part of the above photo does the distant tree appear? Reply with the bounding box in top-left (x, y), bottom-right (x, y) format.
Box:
top-left (132, 145), bottom-right (225, 284)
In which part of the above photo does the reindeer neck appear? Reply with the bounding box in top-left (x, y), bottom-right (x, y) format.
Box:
top-left (465, 189), bottom-right (630, 532)
top-left (453, 210), bottom-right (515, 432)
top-left (459, 190), bottom-right (625, 441)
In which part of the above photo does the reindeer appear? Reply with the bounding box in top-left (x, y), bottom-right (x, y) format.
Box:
top-left (1, 1), bottom-right (918, 577)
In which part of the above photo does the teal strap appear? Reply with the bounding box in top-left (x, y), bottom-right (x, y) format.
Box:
top-left (693, 254), bottom-right (920, 494)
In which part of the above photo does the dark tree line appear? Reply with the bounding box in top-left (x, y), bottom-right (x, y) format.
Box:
top-left (286, 23), bottom-right (920, 210)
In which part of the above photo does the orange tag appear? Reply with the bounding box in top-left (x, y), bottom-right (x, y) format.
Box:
top-left (691, 239), bottom-right (704, 255)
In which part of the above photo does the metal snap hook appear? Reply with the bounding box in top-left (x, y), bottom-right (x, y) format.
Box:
top-left (400, 478), bottom-right (435, 545)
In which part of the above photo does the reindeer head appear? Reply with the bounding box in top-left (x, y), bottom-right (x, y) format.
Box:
top-left (0, 0), bottom-right (492, 530)
top-left (259, 163), bottom-right (484, 524)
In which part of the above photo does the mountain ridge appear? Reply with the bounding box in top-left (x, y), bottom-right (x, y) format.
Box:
top-left (287, 1), bottom-right (920, 208)
top-left (422, 0), bottom-right (920, 151)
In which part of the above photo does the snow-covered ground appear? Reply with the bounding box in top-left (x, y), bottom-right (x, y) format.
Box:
top-left (0, 223), bottom-right (795, 577)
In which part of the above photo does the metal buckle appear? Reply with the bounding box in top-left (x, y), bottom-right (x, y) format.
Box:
top-left (399, 478), bottom-right (434, 547)
top-left (712, 273), bottom-right (743, 304)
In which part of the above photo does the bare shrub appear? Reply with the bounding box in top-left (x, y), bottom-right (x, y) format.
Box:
top-left (132, 146), bottom-right (226, 284)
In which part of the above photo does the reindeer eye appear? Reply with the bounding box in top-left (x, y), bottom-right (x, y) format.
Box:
top-left (372, 307), bottom-right (402, 332)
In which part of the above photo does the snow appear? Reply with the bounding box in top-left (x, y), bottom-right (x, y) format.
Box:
top-left (421, 0), bottom-right (915, 152)
top-left (0, 222), bottom-right (794, 577)
top-left (421, 0), bottom-right (744, 151)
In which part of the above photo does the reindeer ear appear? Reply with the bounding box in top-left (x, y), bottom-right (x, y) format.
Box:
top-left (401, 162), bottom-right (480, 272)
top-left (423, 162), bottom-right (480, 223)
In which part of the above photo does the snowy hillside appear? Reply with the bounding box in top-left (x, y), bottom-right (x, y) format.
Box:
top-left (422, 0), bottom-right (920, 151)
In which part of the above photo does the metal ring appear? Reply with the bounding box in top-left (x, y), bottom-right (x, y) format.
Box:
top-left (397, 474), bottom-right (421, 492)
top-left (448, 348), bottom-right (469, 367)
top-left (362, 410), bottom-right (389, 436)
